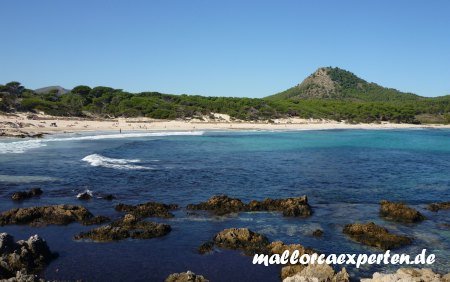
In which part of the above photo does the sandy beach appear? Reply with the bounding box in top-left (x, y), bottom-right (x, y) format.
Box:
top-left (1, 113), bottom-right (450, 137)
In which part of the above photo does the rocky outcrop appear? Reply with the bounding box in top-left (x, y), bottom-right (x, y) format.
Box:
top-left (74, 214), bottom-right (171, 242)
top-left (0, 233), bottom-right (57, 280)
top-left (165, 270), bottom-right (209, 282)
top-left (283, 264), bottom-right (349, 282)
top-left (380, 200), bottom-right (425, 223)
top-left (115, 201), bottom-right (178, 218)
top-left (198, 241), bottom-right (214, 254)
top-left (0, 270), bottom-right (44, 282)
top-left (11, 188), bottom-right (43, 201)
top-left (427, 202), bottom-right (450, 212)
top-left (212, 228), bottom-right (269, 254)
top-left (77, 190), bottom-right (93, 200)
top-left (343, 222), bottom-right (412, 250)
top-left (361, 268), bottom-right (450, 282)
top-left (0, 205), bottom-right (109, 226)
top-left (165, 271), bottom-right (209, 282)
top-left (187, 195), bottom-right (312, 217)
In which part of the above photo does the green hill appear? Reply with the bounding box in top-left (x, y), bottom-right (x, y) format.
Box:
top-left (267, 67), bottom-right (422, 102)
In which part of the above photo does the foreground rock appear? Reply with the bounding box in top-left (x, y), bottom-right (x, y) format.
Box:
top-left (380, 200), bottom-right (425, 223)
top-left (74, 214), bottom-right (171, 242)
top-left (0, 205), bottom-right (109, 226)
top-left (427, 201), bottom-right (450, 212)
top-left (11, 188), bottom-right (43, 201)
top-left (0, 270), bottom-right (44, 282)
top-left (187, 195), bottom-right (312, 217)
top-left (165, 271), bottom-right (209, 282)
top-left (0, 233), bottom-right (57, 280)
top-left (283, 264), bottom-right (349, 282)
top-left (115, 201), bottom-right (178, 218)
top-left (343, 222), bottom-right (412, 250)
top-left (361, 268), bottom-right (450, 282)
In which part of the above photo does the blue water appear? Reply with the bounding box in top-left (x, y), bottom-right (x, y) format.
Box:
top-left (0, 129), bottom-right (449, 281)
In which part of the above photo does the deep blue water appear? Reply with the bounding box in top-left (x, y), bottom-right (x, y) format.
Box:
top-left (0, 129), bottom-right (449, 281)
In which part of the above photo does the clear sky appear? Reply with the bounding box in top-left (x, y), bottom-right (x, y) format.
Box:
top-left (1, 0), bottom-right (449, 97)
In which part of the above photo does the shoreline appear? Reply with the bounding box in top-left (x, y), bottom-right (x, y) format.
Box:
top-left (1, 113), bottom-right (450, 138)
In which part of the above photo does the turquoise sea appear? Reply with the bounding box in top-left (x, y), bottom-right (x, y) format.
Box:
top-left (0, 129), bottom-right (449, 281)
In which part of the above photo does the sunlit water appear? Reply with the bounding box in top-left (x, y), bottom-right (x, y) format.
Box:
top-left (0, 129), bottom-right (449, 281)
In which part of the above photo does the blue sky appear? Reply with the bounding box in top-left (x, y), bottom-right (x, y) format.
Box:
top-left (1, 0), bottom-right (449, 97)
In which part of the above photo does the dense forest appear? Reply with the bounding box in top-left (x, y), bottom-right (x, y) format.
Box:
top-left (1, 68), bottom-right (450, 124)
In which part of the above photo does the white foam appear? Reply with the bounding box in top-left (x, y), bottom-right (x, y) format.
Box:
top-left (0, 131), bottom-right (204, 154)
top-left (82, 154), bottom-right (153, 170)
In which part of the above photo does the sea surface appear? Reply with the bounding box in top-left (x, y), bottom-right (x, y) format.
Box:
top-left (0, 129), bottom-right (449, 281)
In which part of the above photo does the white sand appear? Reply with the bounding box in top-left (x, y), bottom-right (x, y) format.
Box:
top-left (1, 113), bottom-right (449, 137)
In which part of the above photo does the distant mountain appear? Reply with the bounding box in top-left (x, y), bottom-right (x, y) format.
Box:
top-left (267, 67), bottom-right (422, 102)
top-left (35, 86), bottom-right (69, 95)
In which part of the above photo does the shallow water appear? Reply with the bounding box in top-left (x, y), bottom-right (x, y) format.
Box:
top-left (0, 129), bottom-right (449, 281)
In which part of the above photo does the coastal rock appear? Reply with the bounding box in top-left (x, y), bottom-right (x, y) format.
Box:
top-left (77, 190), bottom-right (93, 200)
top-left (343, 222), bottom-right (412, 250)
top-left (0, 270), bottom-right (44, 282)
top-left (74, 214), bottom-right (171, 242)
top-left (11, 188), bottom-right (43, 201)
top-left (198, 241), bottom-right (214, 254)
top-left (361, 268), bottom-right (449, 282)
top-left (267, 241), bottom-right (315, 257)
top-left (165, 271), bottom-right (209, 282)
top-left (187, 195), bottom-right (312, 217)
top-left (283, 264), bottom-right (349, 282)
top-left (312, 229), bottom-right (323, 237)
top-left (115, 201), bottom-right (178, 218)
top-left (248, 196), bottom-right (312, 217)
top-left (0, 205), bottom-right (109, 226)
top-left (186, 195), bottom-right (246, 216)
top-left (427, 202), bottom-right (450, 212)
top-left (211, 228), bottom-right (269, 253)
top-left (0, 233), bottom-right (57, 280)
top-left (380, 200), bottom-right (425, 223)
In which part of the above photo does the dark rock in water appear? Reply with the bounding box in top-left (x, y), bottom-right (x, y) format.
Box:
top-left (102, 194), bottom-right (116, 201)
top-left (0, 233), bottom-right (57, 280)
top-left (187, 195), bottom-right (246, 216)
top-left (198, 241), bottom-right (214, 254)
top-left (380, 200), bottom-right (425, 223)
top-left (343, 222), bottom-right (412, 250)
top-left (77, 190), bottom-right (93, 200)
top-left (0, 205), bottom-right (109, 226)
top-left (312, 229), bottom-right (324, 237)
top-left (165, 271), bottom-right (209, 282)
top-left (115, 201), bottom-right (178, 218)
top-left (11, 188), bottom-right (43, 201)
top-left (248, 195), bottom-right (312, 217)
top-left (74, 214), bottom-right (171, 242)
top-left (427, 201), bottom-right (450, 212)
top-left (187, 195), bottom-right (312, 217)
top-left (211, 228), bottom-right (269, 254)
top-left (361, 268), bottom-right (450, 281)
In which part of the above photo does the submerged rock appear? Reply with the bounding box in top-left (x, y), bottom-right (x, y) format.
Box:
top-left (11, 188), bottom-right (43, 201)
top-left (380, 200), bottom-right (425, 223)
top-left (283, 264), bottom-right (349, 282)
top-left (427, 202), bottom-right (450, 212)
top-left (198, 241), bottom-right (214, 254)
top-left (361, 268), bottom-right (450, 282)
top-left (343, 222), bottom-right (412, 250)
top-left (115, 201), bottom-right (178, 218)
top-left (312, 229), bottom-right (323, 237)
top-left (187, 195), bottom-right (312, 217)
top-left (0, 205), bottom-right (109, 226)
top-left (102, 194), bottom-right (117, 201)
top-left (0, 233), bottom-right (57, 280)
top-left (165, 271), bottom-right (209, 282)
top-left (74, 213), bottom-right (171, 242)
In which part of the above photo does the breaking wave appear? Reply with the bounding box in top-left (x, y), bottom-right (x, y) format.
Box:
top-left (0, 131), bottom-right (204, 154)
top-left (82, 154), bottom-right (154, 170)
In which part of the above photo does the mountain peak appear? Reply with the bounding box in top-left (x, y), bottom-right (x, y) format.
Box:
top-left (268, 67), bottom-right (418, 102)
